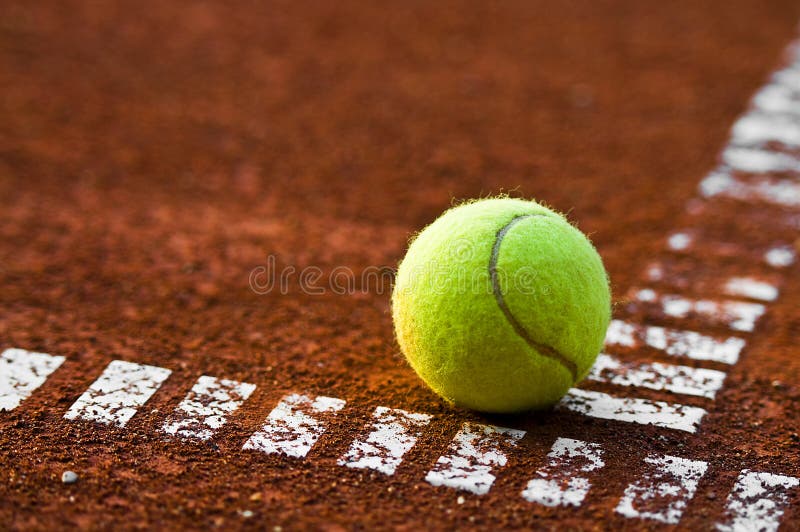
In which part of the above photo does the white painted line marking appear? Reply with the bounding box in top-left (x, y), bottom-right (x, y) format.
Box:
top-left (338, 406), bottom-right (432, 475)
top-left (632, 289), bottom-right (766, 333)
top-left (700, 171), bottom-right (800, 208)
top-left (615, 454), bottom-right (708, 524)
top-left (588, 354), bottom-right (726, 399)
top-left (162, 376), bottom-right (256, 440)
top-left (521, 437), bottom-right (604, 507)
top-left (558, 389), bottom-right (706, 433)
top-left (716, 470), bottom-right (800, 532)
top-left (723, 277), bottom-right (779, 302)
top-left (764, 245), bottom-right (796, 268)
top-left (753, 85), bottom-right (800, 116)
top-left (667, 232), bottom-right (694, 251)
top-left (424, 423), bottom-right (525, 495)
top-left (723, 147), bottom-right (800, 174)
top-left (243, 393), bottom-right (345, 458)
top-left (64, 360), bottom-right (171, 427)
top-left (0, 348), bottom-right (66, 411)
top-left (731, 113), bottom-right (800, 150)
top-left (605, 320), bottom-right (745, 365)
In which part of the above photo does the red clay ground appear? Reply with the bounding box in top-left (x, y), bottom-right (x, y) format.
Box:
top-left (1, 1), bottom-right (800, 530)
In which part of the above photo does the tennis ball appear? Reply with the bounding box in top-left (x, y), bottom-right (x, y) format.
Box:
top-left (391, 197), bottom-right (611, 413)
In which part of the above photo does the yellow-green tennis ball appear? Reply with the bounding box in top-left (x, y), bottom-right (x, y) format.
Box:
top-left (391, 197), bottom-right (611, 413)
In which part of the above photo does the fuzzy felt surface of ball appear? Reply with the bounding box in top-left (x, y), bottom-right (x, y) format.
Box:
top-left (391, 198), bottom-right (611, 413)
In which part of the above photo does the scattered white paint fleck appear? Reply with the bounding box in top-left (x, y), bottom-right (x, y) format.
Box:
top-left (764, 246), bottom-right (796, 268)
top-left (716, 470), bottom-right (800, 532)
top-left (605, 320), bottom-right (745, 365)
top-left (645, 263), bottom-right (664, 281)
top-left (243, 393), bottom-right (345, 458)
top-left (723, 277), bottom-right (779, 302)
top-left (64, 360), bottom-right (171, 427)
top-left (558, 389), bottom-right (706, 433)
top-left (0, 348), bottom-right (65, 411)
top-left (700, 171), bottom-right (800, 208)
top-left (631, 289), bottom-right (766, 333)
top-left (667, 232), bottom-right (693, 251)
top-left (588, 354), bottom-right (726, 399)
top-left (731, 113), bottom-right (800, 149)
top-left (424, 423), bottom-right (526, 495)
top-left (162, 376), bottom-right (256, 440)
top-left (615, 454), bottom-right (708, 524)
top-left (521, 438), bottom-right (604, 507)
top-left (338, 406), bottom-right (432, 475)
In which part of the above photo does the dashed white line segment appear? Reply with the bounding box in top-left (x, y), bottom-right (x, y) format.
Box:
top-left (521, 438), bottom-right (605, 507)
top-left (615, 454), bottom-right (708, 524)
top-left (631, 289), bottom-right (766, 333)
top-left (338, 406), bottom-right (432, 475)
top-left (162, 375), bottom-right (256, 440)
top-left (723, 277), bottom-right (780, 302)
top-left (588, 354), bottom-right (726, 399)
top-left (605, 319), bottom-right (745, 365)
top-left (243, 393), bottom-right (345, 458)
top-left (424, 422), bottom-right (525, 495)
top-left (64, 360), bottom-right (171, 427)
top-left (716, 470), bottom-right (800, 532)
top-left (0, 348), bottom-right (65, 411)
top-left (558, 389), bottom-right (706, 433)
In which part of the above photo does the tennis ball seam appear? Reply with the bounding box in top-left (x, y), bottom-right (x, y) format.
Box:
top-left (488, 213), bottom-right (579, 382)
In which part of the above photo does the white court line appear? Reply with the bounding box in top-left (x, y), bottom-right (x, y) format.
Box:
top-left (723, 277), bottom-right (779, 302)
top-left (605, 319), bottom-right (745, 365)
top-left (716, 470), bottom-right (800, 532)
top-left (521, 438), bottom-right (604, 507)
top-left (243, 393), bottom-right (345, 458)
top-left (339, 406), bottom-right (432, 475)
top-left (632, 289), bottom-right (766, 333)
top-left (162, 376), bottom-right (256, 440)
top-left (731, 113), bottom-right (800, 149)
top-left (643, 261), bottom-right (780, 304)
top-left (558, 389), bottom-right (706, 433)
top-left (64, 360), bottom-right (171, 427)
top-left (615, 454), bottom-right (708, 524)
top-left (0, 348), bottom-right (65, 411)
top-left (700, 171), bottom-right (800, 208)
top-left (424, 423), bottom-right (526, 495)
top-left (588, 354), bottom-right (726, 399)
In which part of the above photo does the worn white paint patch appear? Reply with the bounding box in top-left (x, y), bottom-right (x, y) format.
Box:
top-left (700, 171), bottom-right (800, 208)
top-left (605, 320), bottom-right (745, 365)
top-left (0, 348), bottom-right (66, 411)
top-left (723, 277), bottom-right (779, 302)
top-left (162, 376), bottom-right (256, 440)
top-left (716, 470), bottom-right (800, 532)
top-left (764, 246), bottom-right (796, 268)
top-left (632, 289), bottom-right (766, 333)
top-left (558, 389), bottom-right (706, 433)
top-left (339, 407), bottom-right (432, 475)
top-left (424, 423), bottom-right (525, 495)
top-left (731, 114), bottom-right (800, 149)
top-left (64, 360), bottom-right (171, 427)
top-left (243, 393), bottom-right (346, 458)
top-left (521, 438), bottom-right (605, 507)
top-left (667, 232), bottom-right (693, 251)
top-left (616, 454), bottom-right (707, 524)
top-left (588, 354), bottom-right (726, 399)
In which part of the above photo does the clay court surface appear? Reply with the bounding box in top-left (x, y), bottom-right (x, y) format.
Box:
top-left (2, 1), bottom-right (800, 530)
